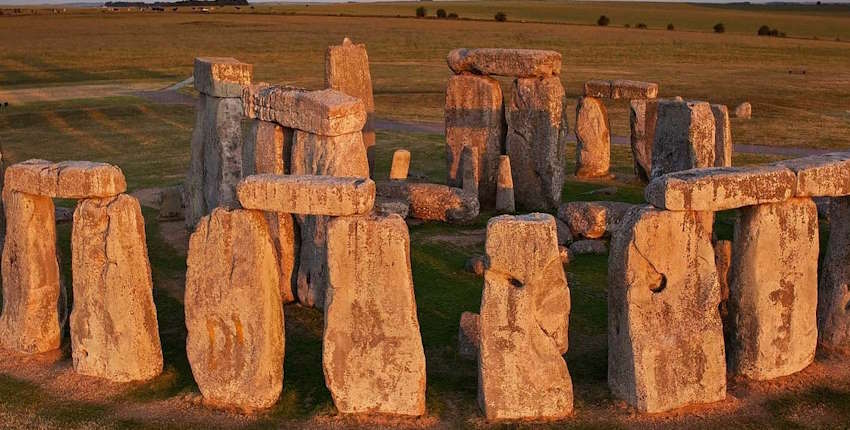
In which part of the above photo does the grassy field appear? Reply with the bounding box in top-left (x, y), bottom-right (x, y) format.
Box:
top-left (1, 1), bottom-right (850, 428)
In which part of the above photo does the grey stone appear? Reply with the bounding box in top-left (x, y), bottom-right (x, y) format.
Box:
top-left (818, 196), bottom-right (850, 354)
top-left (193, 57), bottom-right (252, 98)
top-left (629, 99), bottom-right (658, 181)
top-left (650, 99), bottom-right (715, 179)
top-left (575, 96), bottom-right (611, 178)
top-left (711, 104), bottom-right (732, 167)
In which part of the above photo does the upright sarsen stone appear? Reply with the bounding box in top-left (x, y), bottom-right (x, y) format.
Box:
top-left (575, 96), bottom-right (611, 178)
top-left (819, 196), bottom-right (850, 354)
top-left (629, 99), bottom-right (658, 181)
top-left (324, 215), bottom-right (426, 416)
top-left (650, 99), bottom-right (715, 179)
top-left (711, 104), bottom-right (732, 167)
top-left (495, 155), bottom-right (515, 214)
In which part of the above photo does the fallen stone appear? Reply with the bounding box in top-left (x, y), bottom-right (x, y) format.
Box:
top-left (237, 174), bottom-right (375, 216)
top-left (557, 201), bottom-right (635, 239)
top-left (447, 48), bottom-right (561, 77)
top-left (377, 181), bottom-right (479, 223)
top-left (194, 57), bottom-right (252, 98)
top-left (70, 194), bottom-right (163, 382)
top-left (5, 159), bottom-right (127, 199)
top-left (650, 99), bottom-right (715, 179)
top-left (555, 217), bottom-right (573, 245)
top-left (583, 80), bottom-right (612, 98)
top-left (389, 149), bottom-right (411, 180)
top-left (774, 152), bottom-right (850, 197)
top-left (715, 240), bottom-right (732, 320)
top-left (611, 80), bottom-right (659, 100)
top-left (374, 197), bottom-right (409, 219)
top-left (727, 198), bottom-right (818, 380)
top-left (608, 207), bottom-right (725, 413)
top-left (818, 196), bottom-right (850, 354)
top-left (465, 254), bottom-right (485, 276)
top-left (569, 239), bottom-right (608, 256)
top-left (158, 185), bottom-right (184, 221)
top-left (324, 215), bottom-right (426, 416)
top-left (711, 104), bottom-right (732, 167)
top-left (185, 208), bottom-right (284, 410)
top-left (243, 119), bottom-right (291, 177)
top-left (458, 311), bottom-right (480, 360)
top-left (734, 102), bottom-right (752, 119)
top-left (575, 96), bottom-right (611, 178)
top-left (495, 155), bottom-right (515, 213)
top-left (243, 84), bottom-right (367, 137)
top-left (630, 99), bottom-right (658, 182)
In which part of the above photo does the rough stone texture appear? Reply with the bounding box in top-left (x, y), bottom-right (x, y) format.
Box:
top-left (557, 201), bottom-right (635, 239)
top-left (447, 48), bottom-right (561, 78)
top-left (569, 239), bottom-right (608, 256)
top-left (157, 185), bottom-right (184, 221)
top-left (575, 96), bottom-right (611, 178)
top-left (734, 102), bottom-right (752, 119)
top-left (711, 104), bottom-right (732, 167)
top-left (70, 194), bottom-right (163, 382)
top-left (645, 165), bottom-right (796, 212)
top-left (774, 152), bottom-right (850, 197)
top-left (458, 311), bottom-right (480, 360)
top-left (243, 84), bottom-right (367, 137)
top-left (506, 76), bottom-right (568, 211)
top-left (5, 159), bottom-right (126, 199)
top-left (461, 145), bottom-right (479, 198)
top-left (715, 240), bottom-right (732, 320)
top-left (291, 129), bottom-right (369, 309)
top-left (583, 80), bottom-right (613, 98)
top-left (444, 74), bottom-right (504, 206)
top-left (237, 174), bottom-right (375, 216)
top-left (243, 120), bottom-right (292, 177)
top-left (267, 212), bottom-right (298, 304)
top-left (389, 149), bottom-right (411, 180)
top-left (479, 213), bottom-right (572, 420)
top-left (650, 99), bottom-right (716, 179)
top-left (376, 181), bottom-right (479, 223)
top-left (324, 215), bottom-right (426, 416)
top-left (727, 198), bottom-right (818, 380)
top-left (559, 245), bottom-right (571, 264)
top-left (374, 197), bottom-right (409, 219)
top-left (325, 38), bottom-right (376, 172)
top-left (611, 80), bottom-right (659, 100)
top-left (465, 255), bottom-right (485, 276)
top-left (630, 99), bottom-right (658, 181)
top-left (0, 190), bottom-right (60, 354)
top-left (818, 196), bottom-right (850, 354)
top-left (608, 207), bottom-right (725, 413)
top-left (495, 155), bottom-right (515, 213)
top-left (185, 208), bottom-right (284, 410)
top-left (194, 57), bottom-right (252, 98)
top-left (185, 94), bottom-right (244, 230)
top-left (555, 217), bottom-right (573, 245)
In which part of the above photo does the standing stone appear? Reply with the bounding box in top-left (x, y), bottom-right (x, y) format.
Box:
top-left (715, 240), bottom-right (733, 320)
top-left (734, 102), bottom-right (752, 119)
top-left (479, 213), bottom-right (572, 420)
top-left (185, 208), bottom-right (284, 410)
top-left (461, 145), bottom-right (479, 198)
top-left (70, 194), bottom-right (163, 382)
top-left (0, 190), bottom-right (60, 354)
top-left (445, 74), bottom-right (504, 206)
top-left (650, 99), bottom-right (716, 179)
top-left (326, 38), bottom-right (376, 174)
top-left (324, 215), bottom-right (426, 416)
top-left (711, 104), bottom-right (732, 167)
top-left (575, 96), bottom-right (611, 178)
top-left (506, 77), bottom-right (568, 211)
top-left (495, 155), bottom-right (515, 213)
top-left (728, 198), bottom-right (818, 380)
top-left (194, 57), bottom-right (252, 98)
top-left (291, 130), bottom-right (369, 309)
top-left (819, 196), bottom-right (850, 354)
top-left (458, 311), bottom-right (480, 360)
top-left (608, 207), bottom-right (725, 413)
top-left (389, 149), bottom-right (411, 180)
top-left (629, 99), bottom-right (658, 181)
top-left (157, 185), bottom-right (184, 221)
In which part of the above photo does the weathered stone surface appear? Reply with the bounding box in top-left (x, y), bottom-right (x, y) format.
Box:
top-left (0, 190), bottom-right (60, 353)
top-left (374, 197), bottom-right (409, 218)
top-left (458, 311), bottom-right (480, 360)
top-left (185, 94), bottom-right (244, 230)
top-left (324, 215), bottom-right (426, 416)
top-left (194, 57), bottom-right (252, 98)
top-left (291, 129), bottom-right (370, 308)
top-left (70, 194), bottom-right (163, 382)
top-left (465, 255), bottom-right (485, 276)
top-left (157, 185), bottom-right (184, 221)
top-left (237, 174), bottom-right (375, 216)
top-left (243, 119), bottom-right (291, 177)
top-left (630, 99), bottom-right (658, 181)
top-left (266, 212), bottom-right (297, 304)
top-left (612, 80), bottom-right (659, 100)
top-left (711, 104), bottom-right (732, 167)
top-left (557, 201), bottom-right (635, 239)
top-left (447, 48), bottom-right (561, 78)
top-left (559, 245), bottom-right (571, 264)
top-left (389, 149), bottom-right (411, 180)
top-left (185, 208), bottom-right (284, 410)
top-left (555, 217), bottom-right (573, 245)
top-left (608, 207), bottom-right (725, 413)
top-left (650, 99), bottom-right (716, 179)
top-left (715, 240), bottom-right (732, 320)
top-left (461, 145), bottom-right (479, 198)
top-left (5, 159), bottom-right (127, 199)
top-left (734, 102), bottom-right (752, 119)
top-left (506, 77), bottom-right (568, 211)
top-left (818, 196), bottom-right (850, 354)
top-left (495, 155), bottom-right (515, 213)
top-left (774, 152), bottom-right (850, 197)
top-left (377, 181), bottom-right (479, 223)
top-left (583, 80), bottom-right (612, 98)
top-left (569, 239), bottom-right (608, 256)
top-left (445, 74), bottom-right (504, 206)
top-left (479, 213), bottom-right (572, 420)
top-left (645, 165), bottom-right (796, 211)
top-left (243, 84), bottom-right (367, 136)
top-left (728, 198), bottom-right (818, 380)
top-left (575, 96), bottom-right (611, 178)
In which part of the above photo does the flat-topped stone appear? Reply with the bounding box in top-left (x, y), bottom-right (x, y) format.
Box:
top-left (5, 159), bottom-right (126, 199)
top-left (243, 84), bottom-right (367, 136)
top-left (584, 79), bottom-right (658, 99)
top-left (645, 166), bottom-right (796, 212)
top-left (774, 152), bottom-right (850, 197)
top-left (447, 48), bottom-right (561, 78)
top-left (237, 174), bottom-right (375, 216)
top-left (193, 57), bottom-right (252, 98)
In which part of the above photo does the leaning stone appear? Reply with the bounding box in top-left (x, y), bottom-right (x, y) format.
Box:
top-left (818, 196), bottom-right (850, 354)
top-left (611, 80), bottom-right (659, 100)
top-left (0, 190), bottom-right (60, 353)
top-left (773, 152), bottom-right (850, 197)
top-left (377, 181), bottom-right (479, 223)
top-left (479, 213), bottom-right (572, 420)
top-left (389, 149), bottom-right (411, 180)
top-left (650, 99), bottom-right (716, 179)
top-left (157, 185), bottom-right (184, 221)
top-left (584, 80), bottom-right (612, 98)
top-left (645, 165), bottom-right (796, 211)
top-left (243, 119), bottom-right (291, 177)
top-left (185, 208), bottom-right (284, 410)
top-left (715, 240), bottom-right (732, 320)
top-left (711, 104), bottom-right (732, 167)
top-left (557, 201), bottom-right (635, 239)
top-left (734, 102), bottom-right (752, 119)
top-left (575, 96), bottom-right (611, 178)
top-left (70, 194), bottom-right (163, 382)
top-left (5, 159), bottom-right (127, 199)
top-left (237, 175), bottom-right (375, 216)
top-left (569, 239), bottom-right (608, 256)
top-left (495, 155), bottom-right (515, 213)
top-left (324, 215), bottom-right (426, 416)
top-left (458, 312), bottom-right (480, 360)
top-left (194, 57), bottom-right (252, 98)
top-left (243, 84), bottom-right (366, 137)
top-left (630, 99), bottom-right (658, 181)
top-left (447, 48), bottom-right (561, 77)
top-left (506, 77), bottom-right (568, 211)
top-left (608, 207), bottom-right (725, 413)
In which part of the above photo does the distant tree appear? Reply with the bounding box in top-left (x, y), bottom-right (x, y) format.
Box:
top-left (758, 25), bottom-right (771, 36)
top-left (494, 11), bottom-right (507, 22)
top-left (447, 12), bottom-right (459, 19)
top-left (667, 23), bottom-right (674, 30)
top-left (597, 15), bottom-right (610, 26)
top-left (636, 23), bottom-right (647, 29)
top-left (713, 22), bottom-right (725, 33)
top-left (436, 8), bottom-right (446, 18)
top-left (415, 6), bottom-right (426, 18)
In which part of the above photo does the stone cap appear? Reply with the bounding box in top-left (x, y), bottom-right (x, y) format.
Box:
top-left (5, 159), bottom-right (127, 199)
top-left (194, 57), bottom-right (253, 98)
top-left (447, 48), bottom-right (561, 78)
top-left (243, 84), bottom-right (367, 136)
top-left (584, 79), bottom-right (658, 100)
top-left (772, 152), bottom-right (850, 197)
top-left (645, 165), bottom-right (796, 212)
top-left (237, 174), bottom-right (375, 216)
